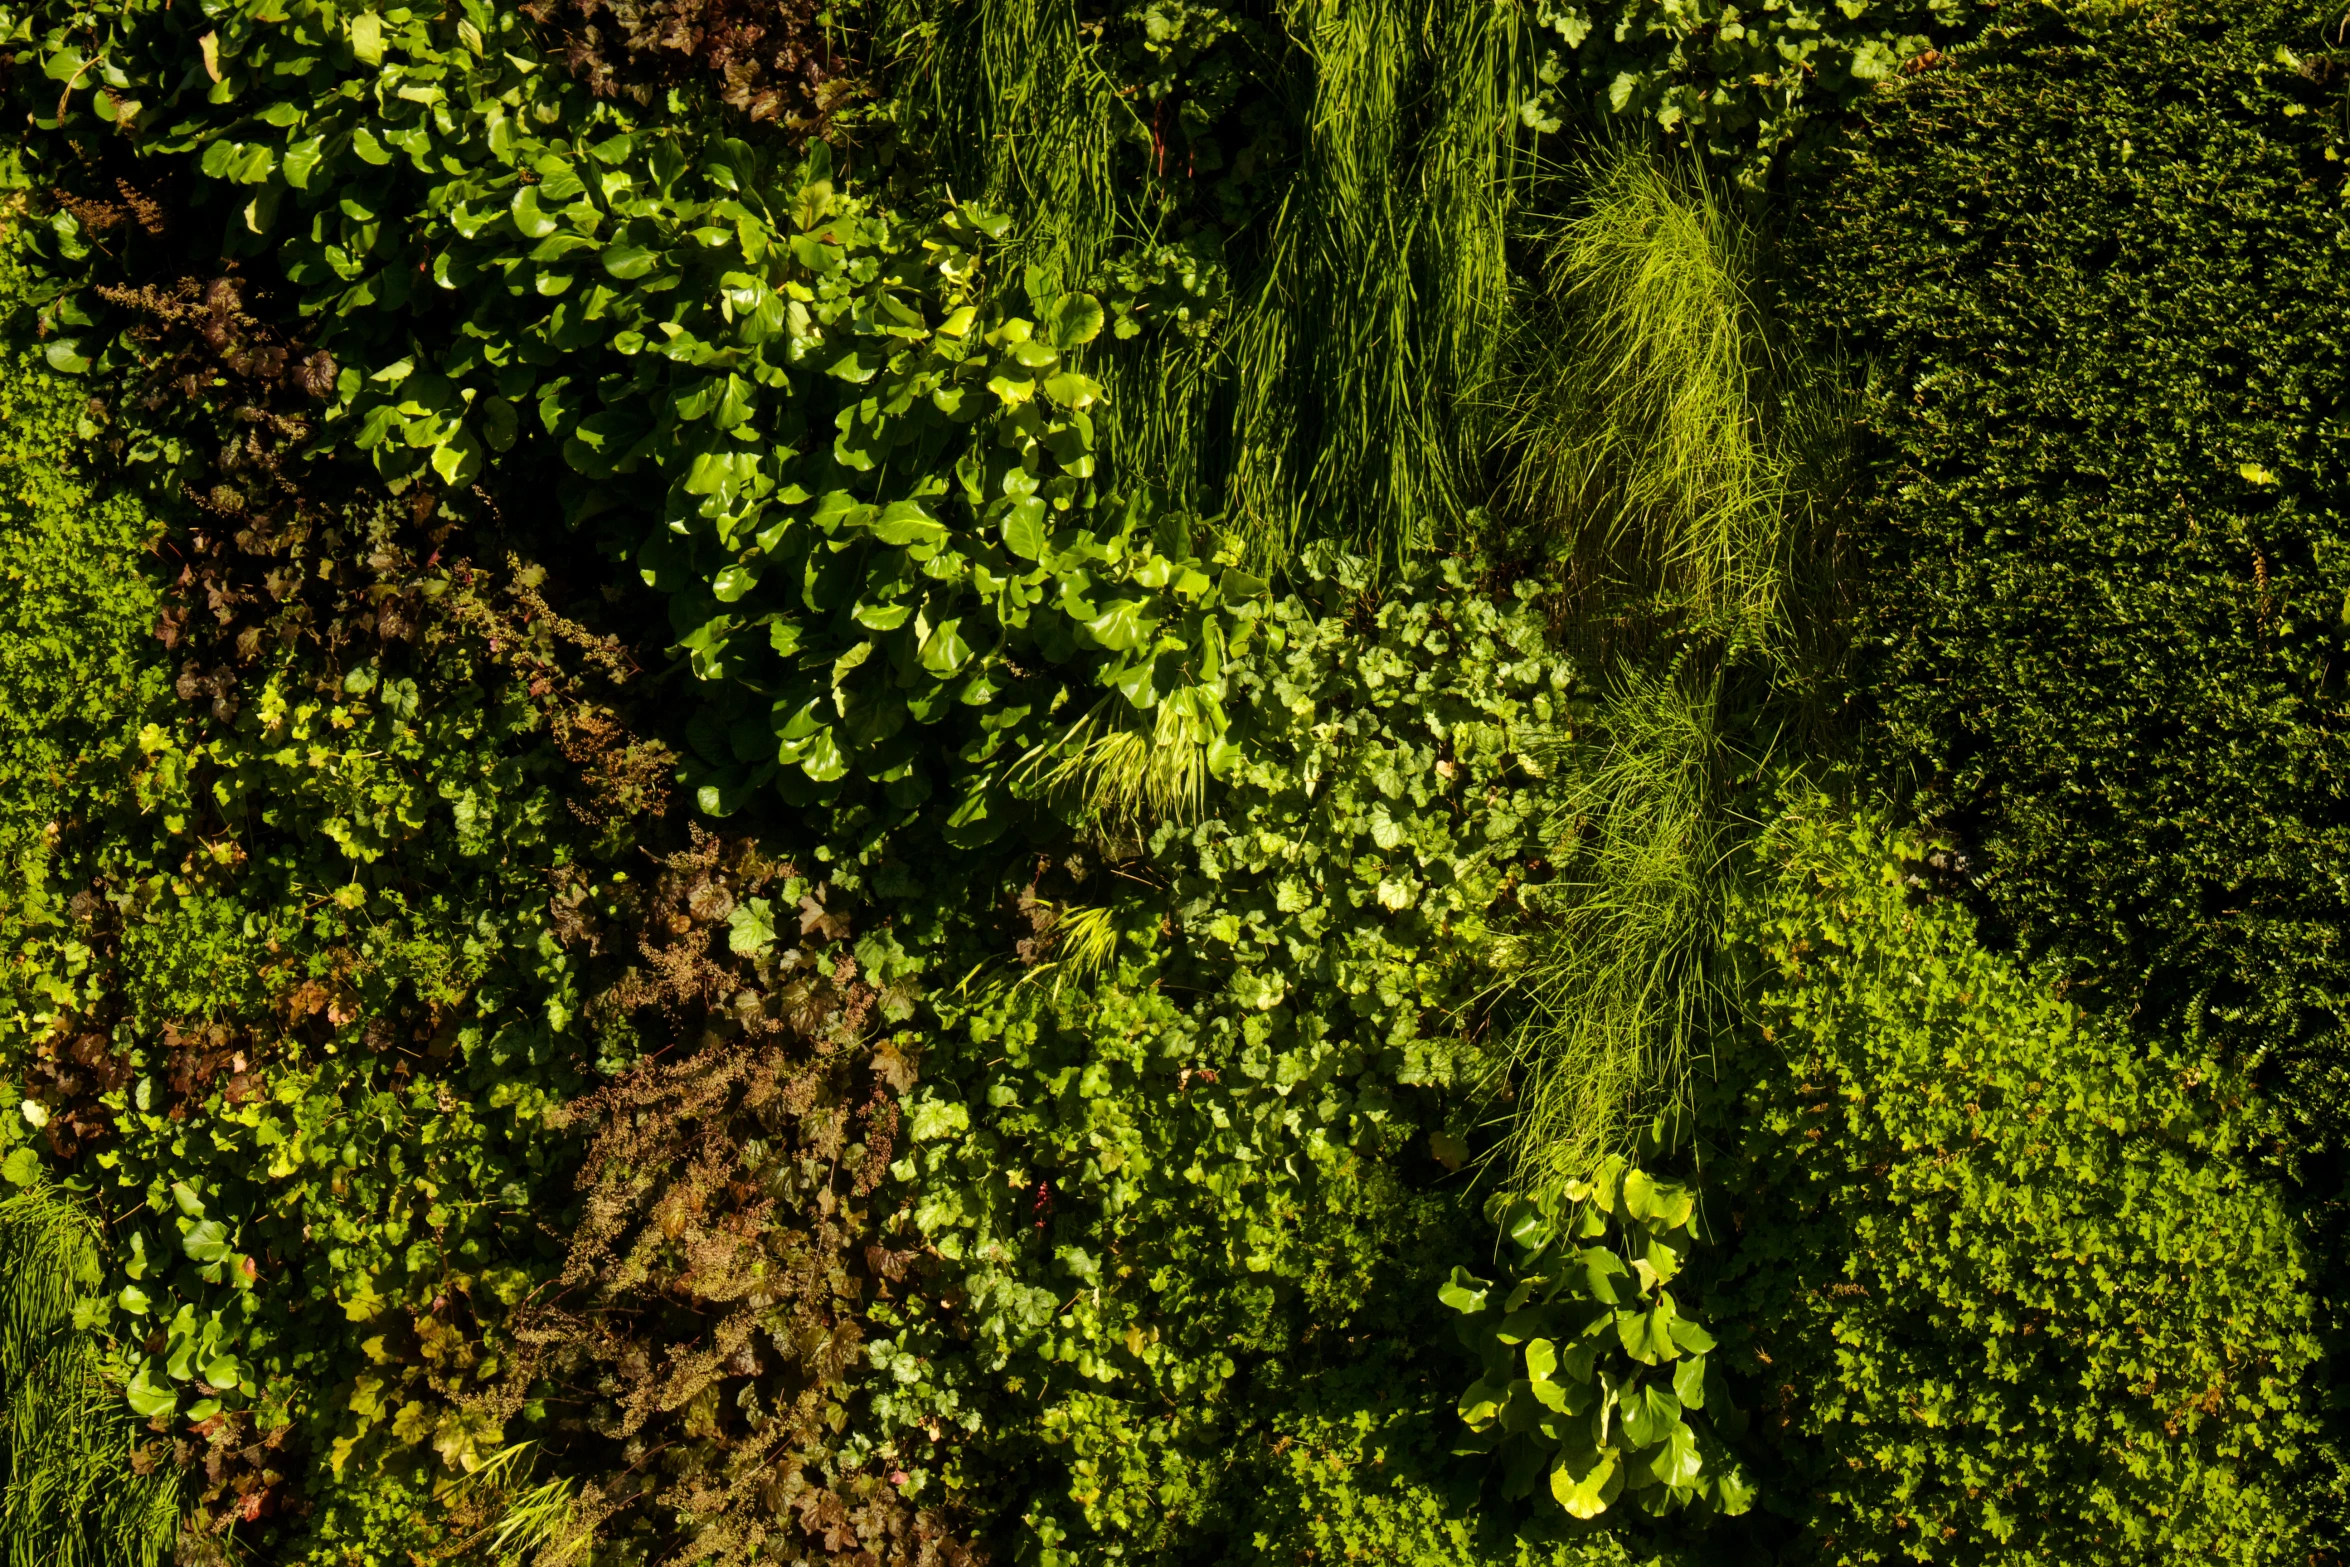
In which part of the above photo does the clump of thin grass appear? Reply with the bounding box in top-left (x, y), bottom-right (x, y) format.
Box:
top-left (894, 0), bottom-right (1526, 575)
top-left (452, 1444), bottom-right (592, 1567)
top-left (1485, 664), bottom-right (1742, 1197)
top-left (1, 1182), bottom-right (180, 1567)
top-left (1015, 688), bottom-right (1220, 828)
top-left (1490, 144), bottom-right (1797, 657)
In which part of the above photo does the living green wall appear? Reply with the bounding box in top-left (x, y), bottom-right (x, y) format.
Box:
top-left (1780, 0), bottom-right (2350, 1157)
top-left (0, 0), bottom-right (2334, 1560)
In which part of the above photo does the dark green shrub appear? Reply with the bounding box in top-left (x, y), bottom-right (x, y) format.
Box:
top-left (1779, 0), bottom-right (2350, 1149)
top-left (1711, 792), bottom-right (2322, 1563)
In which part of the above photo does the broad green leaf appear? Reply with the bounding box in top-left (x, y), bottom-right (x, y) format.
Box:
top-left (1437, 1265), bottom-right (1489, 1314)
top-left (727, 897), bottom-right (777, 955)
top-left (1456, 1374), bottom-right (1506, 1427)
top-left (1666, 1311), bottom-right (1717, 1356)
top-left (872, 500), bottom-right (945, 548)
top-left (1672, 1352), bottom-right (1708, 1409)
top-left (124, 1363), bottom-right (176, 1418)
top-left (1617, 1300), bottom-right (1680, 1365)
top-left (1002, 498), bottom-right (1048, 561)
top-left (1549, 1446), bottom-right (1621, 1520)
top-left (510, 185), bottom-right (558, 240)
top-left (1085, 599), bottom-right (1149, 653)
top-left (1619, 1382), bottom-right (1680, 1448)
top-left (1047, 291), bottom-right (1106, 349)
top-left (182, 1218), bottom-right (232, 1264)
top-left (918, 617), bottom-right (974, 678)
top-left (42, 339), bottom-right (89, 374)
top-left (800, 726), bottom-right (847, 783)
top-left (0, 1147), bottom-right (39, 1186)
top-left (602, 244), bottom-right (659, 280)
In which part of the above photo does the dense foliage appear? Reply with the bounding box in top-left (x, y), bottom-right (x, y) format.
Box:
top-left (1782, 0), bottom-right (2350, 1150)
top-left (0, 0), bottom-right (2334, 1562)
top-left (1714, 795), bottom-right (2320, 1562)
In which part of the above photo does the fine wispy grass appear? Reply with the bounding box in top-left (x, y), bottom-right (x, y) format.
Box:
top-left (896, 0), bottom-right (1526, 575)
top-left (1487, 145), bottom-right (1799, 663)
top-left (1480, 145), bottom-right (1830, 1199)
top-left (1485, 664), bottom-right (1744, 1196)
top-left (0, 1182), bottom-right (180, 1567)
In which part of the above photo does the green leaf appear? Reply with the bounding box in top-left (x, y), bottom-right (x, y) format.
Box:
top-left (727, 897), bottom-right (777, 955)
top-left (1001, 498), bottom-right (1048, 561)
top-left (42, 339), bottom-right (90, 375)
top-left (872, 500), bottom-right (945, 548)
top-left (1549, 1446), bottom-right (1622, 1520)
top-left (800, 726), bottom-right (847, 783)
top-left (1438, 1265), bottom-right (1490, 1314)
top-left (918, 617), bottom-right (974, 678)
top-left (602, 244), bottom-right (659, 280)
top-left (1617, 1299), bottom-right (1679, 1365)
top-left (510, 185), bottom-right (559, 240)
top-left (284, 135), bottom-right (325, 189)
top-left (1047, 291), bottom-right (1106, 350)
top-left (1672, 1352), bottom-right (1708, 1409)
top-left (1666, 1312), bottom-right (1717, 1356)
top-left (1085, 600), bottom-right (1150, 653)
top-left (124, 1363), bottom-right (176, 1418)
top-left (0, 1147), bottom-right (38, 1186)
top-left (182, 1218), bottom-right (233, 1264)
top-left (1619, 1382), bottom-right (1681, 1448)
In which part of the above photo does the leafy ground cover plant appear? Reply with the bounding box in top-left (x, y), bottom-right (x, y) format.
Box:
top-left (1443, 1162), bottom-right (1752, 1524)
top-left (1779, 0), bottom-right (2350, 1152)
top-left (1710, 788), bottom-right (2325, 1563)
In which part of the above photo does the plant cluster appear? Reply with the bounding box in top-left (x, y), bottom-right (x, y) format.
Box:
top-left (0, 0), bottom-right (2332, 1562)
top-left (1707, 790), bottom-right (2323, 1561)
top-left (1442, 1162), bottom-right (1752, 1524)
top-left (1779, 0), bottom-right (2350, 1232)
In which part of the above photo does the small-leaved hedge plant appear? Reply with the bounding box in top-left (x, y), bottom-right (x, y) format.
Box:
top-left (1709, 788), bottom-right (2326, 1564)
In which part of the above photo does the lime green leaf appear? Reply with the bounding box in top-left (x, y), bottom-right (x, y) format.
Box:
top-left (42, 339), bottom-right (89, 374)
top-left (1617, 1299), bottom-right (1680, 1365)
top-left (0, 1147), bottom-right (39, 1186)
top-left (182, 1219), bottom-right (232, 1264)
top-left (1619, 1382), bottom-right (1680, 1448)
top-left (727, 897), bottom-right (777, 955)
top-left (1550, 1446), bottom-right (1621, 1520)
top-left (1438, 1265), bottom-right (1490, 1314)
top-left (1047, 291), bottom-right (1106, 349)
top-left (872, 500), bottom-right (945, 548)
